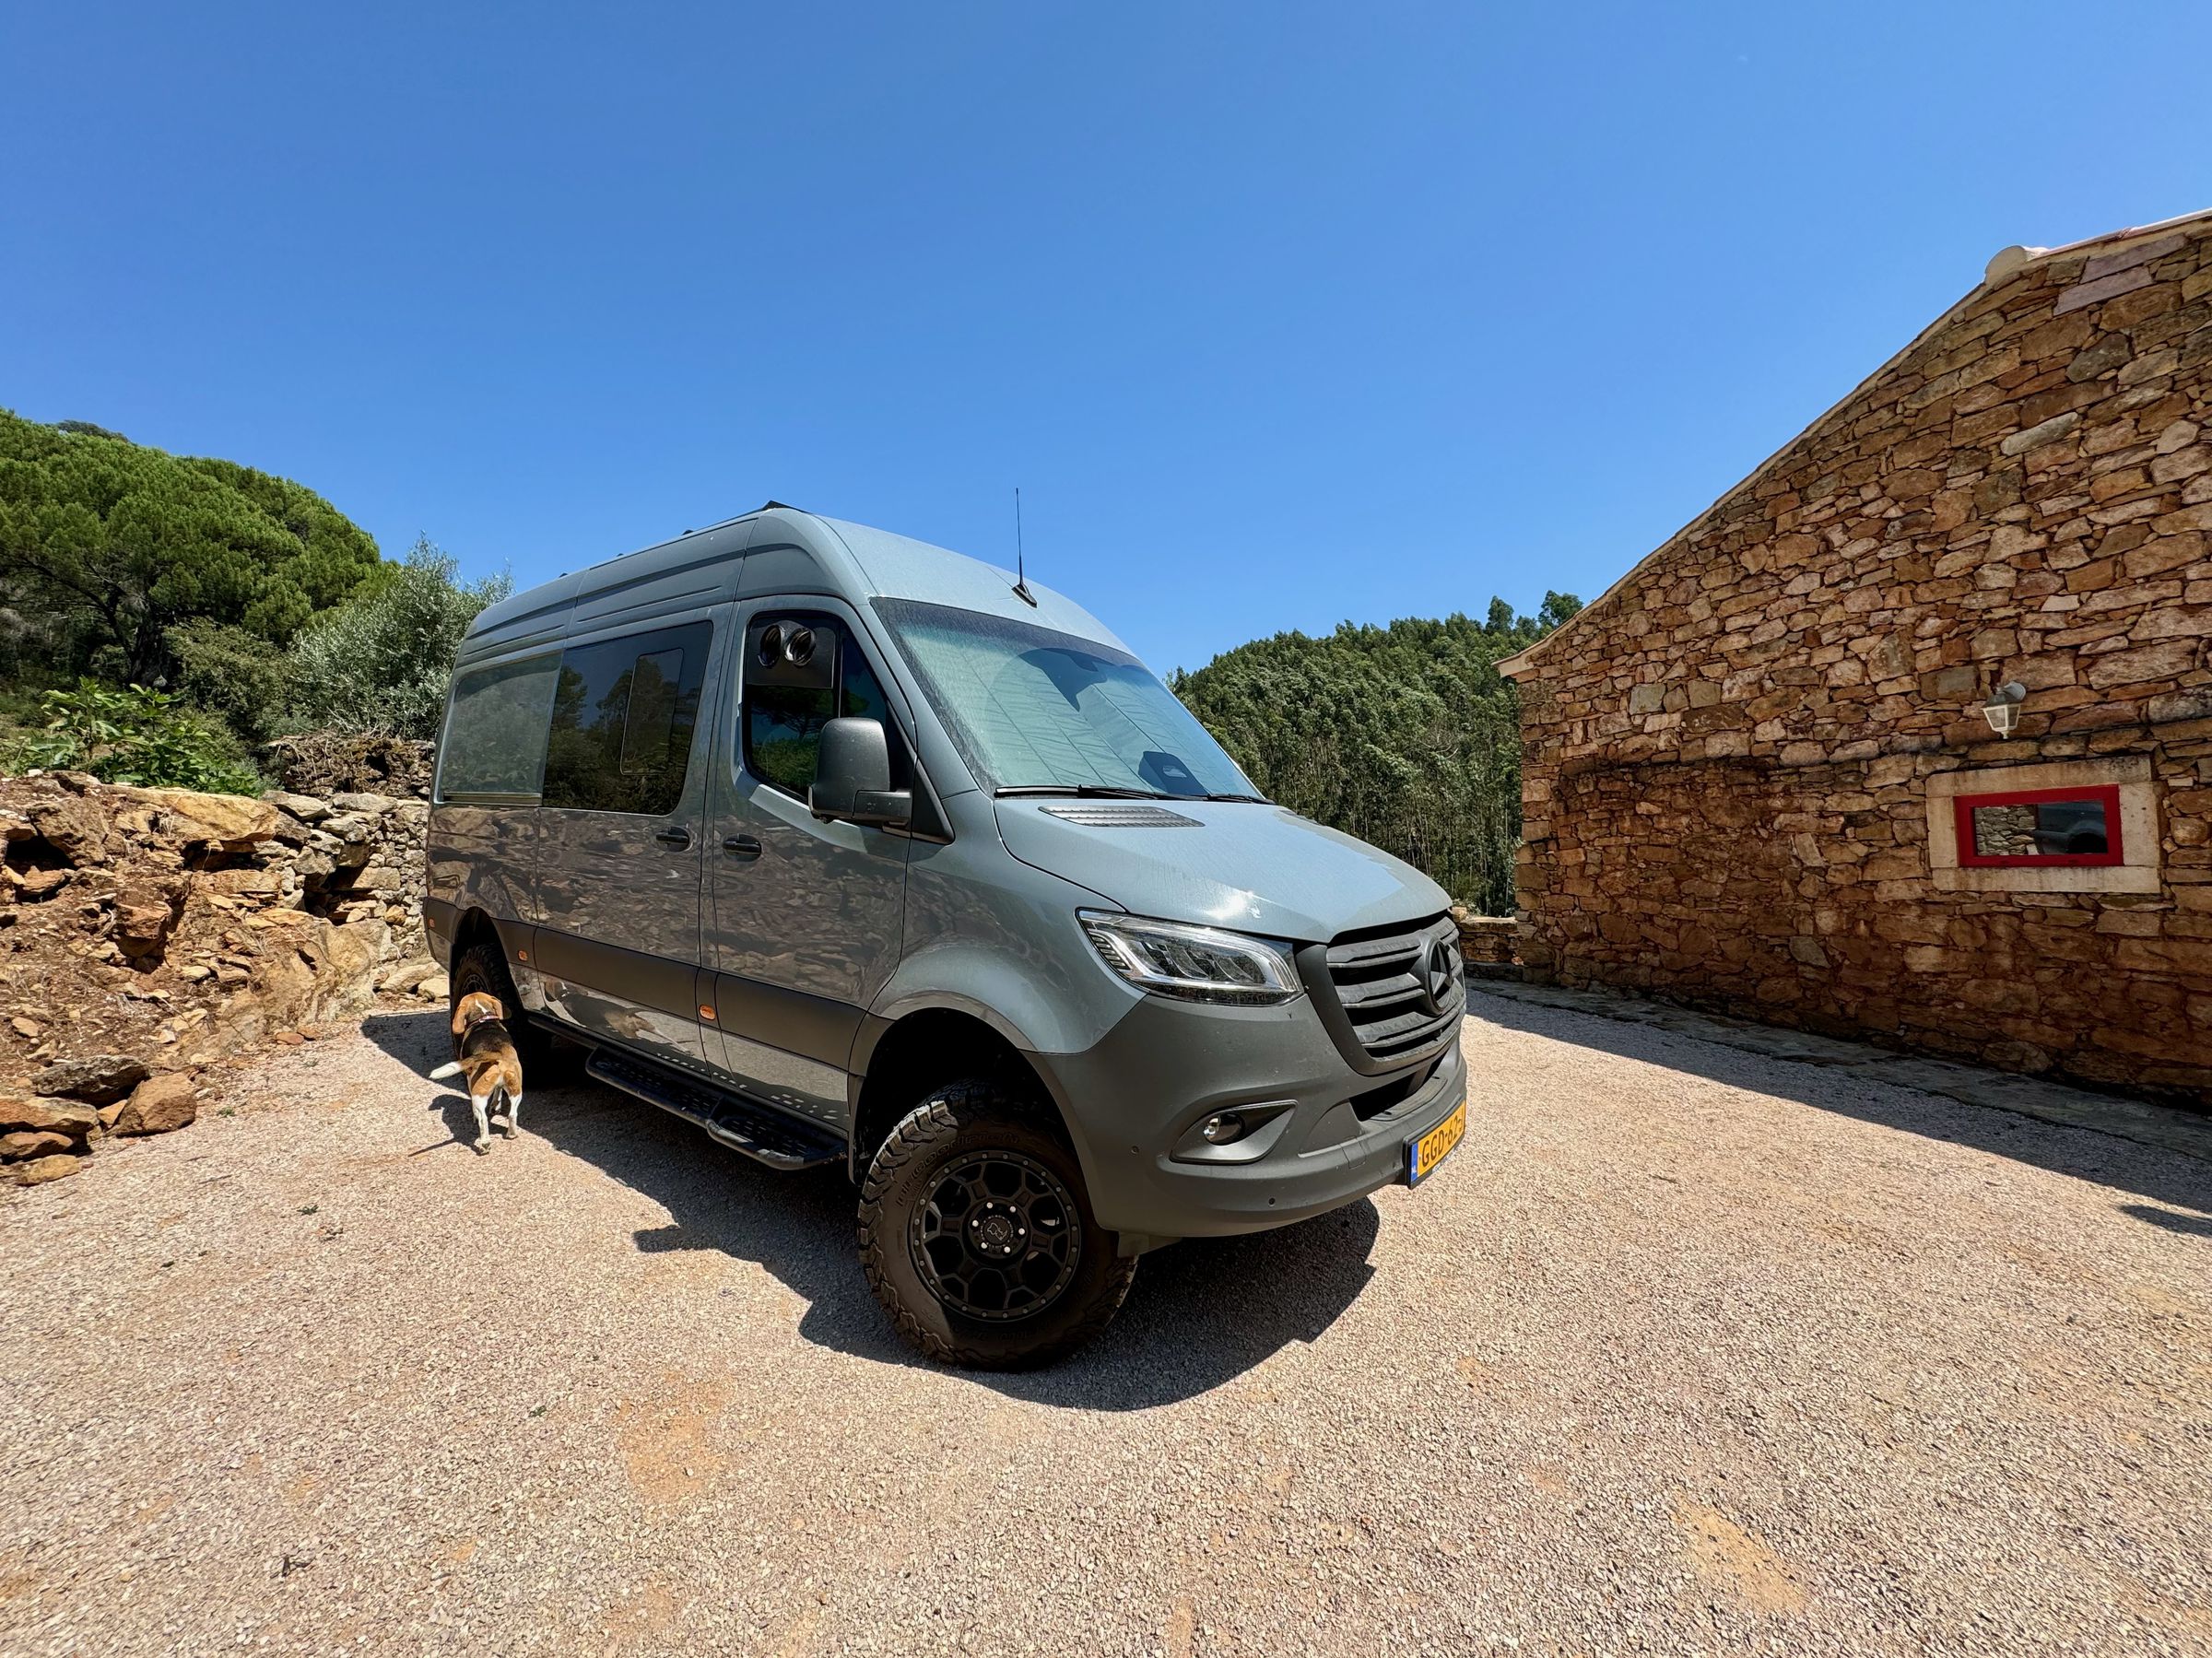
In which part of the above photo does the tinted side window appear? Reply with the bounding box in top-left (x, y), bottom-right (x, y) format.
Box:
top-left (542, 622), bottom-right (711, 815)
top-left (439, 653), bottom-right (559, 802)
top-left (743, 617), bottom-right (909, 798)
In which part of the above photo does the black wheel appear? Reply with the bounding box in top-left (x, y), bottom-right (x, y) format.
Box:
top-left (858, 1080), bottom-right (1135, 1370)
top-left (448, 939), bottom-right (563, 1073)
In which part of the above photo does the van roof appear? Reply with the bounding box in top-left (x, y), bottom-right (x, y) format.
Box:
top-left (465, 503), bottom-right (1130, 653)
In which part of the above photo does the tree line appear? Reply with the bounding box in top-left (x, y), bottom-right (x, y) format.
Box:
top-left (1171, 595), bottom-right (1579, 915)
top-left (0, 408), bottom-right (506, 787)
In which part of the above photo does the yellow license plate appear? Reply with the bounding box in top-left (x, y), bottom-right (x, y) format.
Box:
top-left (1406, 1100), bottom-right (1465, 1186)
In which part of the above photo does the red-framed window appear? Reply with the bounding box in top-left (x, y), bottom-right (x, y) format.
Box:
top-left (1953, 783), bottom-right (2124, 868)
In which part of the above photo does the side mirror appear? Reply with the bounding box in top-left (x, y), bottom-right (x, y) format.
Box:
top-left (808, 717), bottom-right (912, 828)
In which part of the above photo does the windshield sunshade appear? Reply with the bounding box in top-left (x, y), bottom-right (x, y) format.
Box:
top-left (872, 598), bottom-right (1258, 799)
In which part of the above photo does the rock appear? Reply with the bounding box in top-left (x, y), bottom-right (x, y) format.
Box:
top-left (329, 791), bottom-right (396, 816)
top-left (9, 1017), bottom-right (39, 1039)
top-left (206, 868), bottom-right (283, 899)
top-left (112, 1072), bottom-right (199, 1136)
top-left (0, 1096), bottom-right (100, 1142)
top-left (17, 867), bottom-right (72, 900)
top-left (378, 960), bottom-right (438, 994)
top-left (417, 972), bottom-right (451, 1002)
top-left (262, 791), bottom-right (332, 823)
top-left (114, 901), bottom-right (178, 954)
top-left (6, 1153), bottom-right (83, 1187)
top-left (112, 786), bottom-right (279, 849)
top-left (1999, 410), bottom-right (2080, 455)
top-left (27, 796), bottom-right (111, 865)
top-left (0, 1130), bottom-right (75, 1160)
top-left (30, 1053), bottom-right (152, 1105)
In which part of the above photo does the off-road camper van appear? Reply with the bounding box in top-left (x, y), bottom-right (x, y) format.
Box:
top-left (426, 506), bottom-right (1467, 1366)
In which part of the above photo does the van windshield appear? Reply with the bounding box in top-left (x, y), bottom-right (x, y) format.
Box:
top-left (872, 598), bottom-right (1262, 800)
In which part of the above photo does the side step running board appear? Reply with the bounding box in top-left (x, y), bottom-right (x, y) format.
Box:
top-left (583, 1047), bottom-right (843, 1172)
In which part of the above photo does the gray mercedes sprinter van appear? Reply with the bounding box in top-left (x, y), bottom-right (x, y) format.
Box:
top-left (425, 506), bottom-right (1467, 1368)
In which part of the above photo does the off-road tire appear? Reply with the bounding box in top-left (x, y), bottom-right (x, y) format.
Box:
top-left (448, 939), bottom-right (562, 1074)
top-left (858, 1080), bottom-right (1135, 1370)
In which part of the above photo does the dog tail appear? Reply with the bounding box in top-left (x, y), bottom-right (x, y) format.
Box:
top-left (429, 1061), bottom-right (463, 1081)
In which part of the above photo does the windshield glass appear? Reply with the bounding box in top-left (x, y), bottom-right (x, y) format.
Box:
top-left (872, 598), bottom-right (1260, 799)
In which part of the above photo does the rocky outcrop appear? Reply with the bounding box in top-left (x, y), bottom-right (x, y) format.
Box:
top-left (1, 769), bottom-right (443, 1185)
top-left (1, 771), bottom-right (436, 1099)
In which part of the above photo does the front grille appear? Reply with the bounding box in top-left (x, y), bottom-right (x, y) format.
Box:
top-left (1324, 913), bottom-right (1465, 1064)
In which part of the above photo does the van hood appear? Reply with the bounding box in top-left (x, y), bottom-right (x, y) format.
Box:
top-left (993, 799), bottom-right (1451, 943)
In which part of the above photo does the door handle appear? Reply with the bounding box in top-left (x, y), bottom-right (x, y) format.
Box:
top-left (654, 826), bottom-right (693, 850)
top-left (722, 834), bottom-right (763, 861)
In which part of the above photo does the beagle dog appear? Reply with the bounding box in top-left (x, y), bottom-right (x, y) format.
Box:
top-left (429, 992), bottom-right (525, 1155)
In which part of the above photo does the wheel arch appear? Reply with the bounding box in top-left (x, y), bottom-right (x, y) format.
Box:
top-left (848, 1005), bottom-right (1076, 1182)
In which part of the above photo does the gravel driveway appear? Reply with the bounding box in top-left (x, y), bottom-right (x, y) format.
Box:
top-left (3, 992), bottom-right (2207, 1656)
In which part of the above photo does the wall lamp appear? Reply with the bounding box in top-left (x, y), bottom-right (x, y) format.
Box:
top-left (1982, 680), bottom-right (2027, 738)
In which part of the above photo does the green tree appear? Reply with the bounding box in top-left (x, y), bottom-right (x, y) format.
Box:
top-left (0, 408), bottom-right (381, 689)
top-left (285, 535), bottom-right (512, 739)
top-left (1172, 594), bottom-right (1579, 914)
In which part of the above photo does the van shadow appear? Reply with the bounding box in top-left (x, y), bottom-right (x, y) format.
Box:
top-left (362, 1011), bottom-right (1378, 1407)
top-left (1463, 989), bottom-right (2212, 1227)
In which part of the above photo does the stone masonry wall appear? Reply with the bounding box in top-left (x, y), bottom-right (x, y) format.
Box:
top-left (2, 773), bottom-right (437, 1088)
top-left (1510, 216), bottom-right (2212, 1104)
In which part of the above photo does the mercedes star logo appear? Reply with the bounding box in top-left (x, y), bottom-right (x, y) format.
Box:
top-left (1423, 938), bottom-right (1458, 1012)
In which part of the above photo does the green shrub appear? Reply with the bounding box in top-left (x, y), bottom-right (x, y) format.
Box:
top-left (167, 617), bottom-right (298, 742)
top-left (286, 535), bottom-right (511, 740)
top-left (3, 680), bottom-right (264, 795)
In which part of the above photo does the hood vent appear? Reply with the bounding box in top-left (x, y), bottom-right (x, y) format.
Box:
top-left (1039, 804), bottom-right (1203, 829)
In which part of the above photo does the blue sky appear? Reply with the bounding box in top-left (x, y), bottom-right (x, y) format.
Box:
top-left (5, 2), bottom-right (2208, 673)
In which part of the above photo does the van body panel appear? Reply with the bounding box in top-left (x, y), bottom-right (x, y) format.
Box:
top-left (531, 599), bottom-right (736, 1072)
top-left (704, 591), bottom-right (911, 1121)
top-left (705, 971), bottom-right (860, 1123)
top-left (994, 798), bottom-right (1451, 944)
top-left (427, 803), bottom-right (546, 936)
top-left (460, 572), bottom-right (583, 656)
top-left (809, 514), bottom-right (1129, 649)
top-left (734, 538), bottom-right (841, 600)
top-left (881, 805), bottom-right (1133, 1057)
top-left (705, 593), bottom-right (912, 1005)
top-left (1034, 1017), bottom-right (1466, 1237)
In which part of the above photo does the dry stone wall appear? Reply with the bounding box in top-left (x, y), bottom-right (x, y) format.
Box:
top-left (1, 771), bottom-right (442, 1182)
top-left (1509, 216), bottom-right (2212, 1104)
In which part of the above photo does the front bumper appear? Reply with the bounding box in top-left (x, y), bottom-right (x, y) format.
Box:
top-left (1029, 987), bottom-right (1467, 1242)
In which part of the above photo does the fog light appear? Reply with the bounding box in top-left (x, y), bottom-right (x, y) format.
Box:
top-left (1201, 1111), bottom-right (1247, 1146)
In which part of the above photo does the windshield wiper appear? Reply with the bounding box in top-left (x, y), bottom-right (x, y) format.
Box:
top-left (994, 784), bottom-right (1177, 800)
top-left (1202, 793), bottom-right (1269, 804)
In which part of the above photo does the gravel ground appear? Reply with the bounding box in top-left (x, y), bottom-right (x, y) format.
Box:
top-left (2, 992), bottom-right (2208, 1657)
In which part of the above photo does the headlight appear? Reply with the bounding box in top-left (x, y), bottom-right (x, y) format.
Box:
top-left (1077, 911), bottom-right (1303, 1005)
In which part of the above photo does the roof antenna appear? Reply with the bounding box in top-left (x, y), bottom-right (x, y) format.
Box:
top-left (1011, 487), bottom-right (1039, 606)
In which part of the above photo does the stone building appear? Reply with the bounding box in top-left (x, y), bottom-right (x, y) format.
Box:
top-left (1499, 210), bottom-right (2212, 1105)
